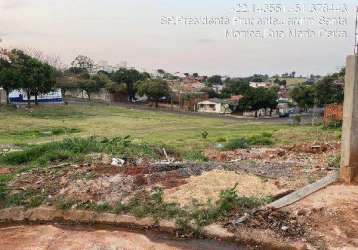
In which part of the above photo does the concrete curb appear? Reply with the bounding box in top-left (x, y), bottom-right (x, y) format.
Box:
top-left (0, 206), bottom-right (233, 238)
top-left (268, 171), bottom-right (339, 209)
top-left (0, 206), bottom-right (303, 249)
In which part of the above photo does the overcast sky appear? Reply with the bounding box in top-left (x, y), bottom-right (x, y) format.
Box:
top-left (0, 0), bottom-right (356, 77)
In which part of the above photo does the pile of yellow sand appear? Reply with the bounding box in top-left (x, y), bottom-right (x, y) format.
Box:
top-left (164, 170), bottom-right (280, 206)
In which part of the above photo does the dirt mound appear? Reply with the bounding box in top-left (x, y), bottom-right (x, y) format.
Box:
top-left (164, 170), bottom-right (281, 206)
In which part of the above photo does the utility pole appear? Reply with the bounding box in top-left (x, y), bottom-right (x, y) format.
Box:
top-left (354, 6), bottom-right (358, 54)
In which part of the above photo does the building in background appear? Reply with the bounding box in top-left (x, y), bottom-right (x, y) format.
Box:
top-left (93, 60), bottom-right (128, 73)
top-left (249, 82), bottom-right (273, 89)
top-left (197, 99), bottom-right (237, 114)
top-left (9, 89), bottom-right (63, 104)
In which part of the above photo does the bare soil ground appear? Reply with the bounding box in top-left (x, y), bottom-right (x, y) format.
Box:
top-left (288, 184), bottom-right (358, 249)
top-left (0, 224), bottom-right (245, 250)
top-left (1, 142), bottom-right (350, 249)
top-left (6, 142), bottom-right (339, 208)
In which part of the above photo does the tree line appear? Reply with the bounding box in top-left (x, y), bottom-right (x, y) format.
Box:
top-left (0, 49), bottom-right (345, 113)
top-left (290, 68), bottom-right (345, 111)
top-left (0, 50), bottom-right (170, 107)
top-left (57, 55), bottom-right (170, 106)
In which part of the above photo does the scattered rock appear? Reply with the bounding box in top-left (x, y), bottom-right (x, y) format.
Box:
top-left (111, 158), bottom-right (126, 167)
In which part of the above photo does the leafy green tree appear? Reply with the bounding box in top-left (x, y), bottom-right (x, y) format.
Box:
top-left (9, 49), bottom-right (48, 107)
top-left (237, 87), bottom-right (278, 117)
top-left (221, 79), bottom-right (250, 98)
top-left (137, 79), bottom-right (169, 107)
top-left (31, 61), bottom-right (56, 105)
top-left (314, 75), bottom-right (344, 107)
top-left (274, 78), bottom-right (287, 86)
top-left (0, 51), bottom-right (19, 104)
top-left (208, 75), bottom-right (222, 85)
top-left (78, 73), bottom-right (109, 101)
top-left (55, 73), bottom-right (77, 97)
top-left (71, 55), bottom-right (94, 72)
top-left (263, 87), bottom-right (278, 116)
top-left (243, 74), bottom-right (269, 82)
top-left (112, 68), bottom-right (150, 102)
top-left (200, 87), bottom-right (218, 98)
top-left (290, 84), bottom-right (315, 111)
top-left (157, 69), bottom-right (165, 75)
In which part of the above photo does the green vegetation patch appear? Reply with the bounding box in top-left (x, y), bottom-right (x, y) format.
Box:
top-left (5, 127), bottom-right (81, 139)
top-left (0, 188), bottom-right (48, 209)
top-left (0, 136), bottom-right (160, 166)
top-left (224, 132), bottom-right (274, 150)
top-left (183, 150), bottom-right (208, 162)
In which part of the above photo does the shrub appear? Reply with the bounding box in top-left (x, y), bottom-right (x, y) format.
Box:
top-left (201, 131), bottom-right (209, 139)
top-left (224, 134), bottom-right (274, 150)
top-left (215, 137), bottom-right (226, 143)
top-left (261, 132), bottom-right (273, 138)
top-left (327, 154), bottom-right (341, 169)
top-left (247, 135), bottom-right (274, 146)
top-left (224, 138), bottom-right (249, 150)
top-left (325, 119), bottom-right (342, 129)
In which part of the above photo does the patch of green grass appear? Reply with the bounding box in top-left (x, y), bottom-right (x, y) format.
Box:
top-left (215, 137), bottom-right (227, 143)
top-left (324, 119), bottom-right (343, 130)
top-left (224, 132), bottom-right (274, 150)
top-left (0, 104), bottom-right (338, 150)
top-left (0, 136), bottom-right (160, 167)
top-left (55, 197), bottom-right (75, 210)
top-left (183, 150), bottom-right (207, 162)
top-left (5, 127), bottom-right (81, 139)
top-left (247, 135), bottom-right (274, 146)
top-left (76, 201), bottom-right (112, 212)
top-left (0, 189), bottom-right (47, 209)
top-left (224, 138), bottom-right (249, 150)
